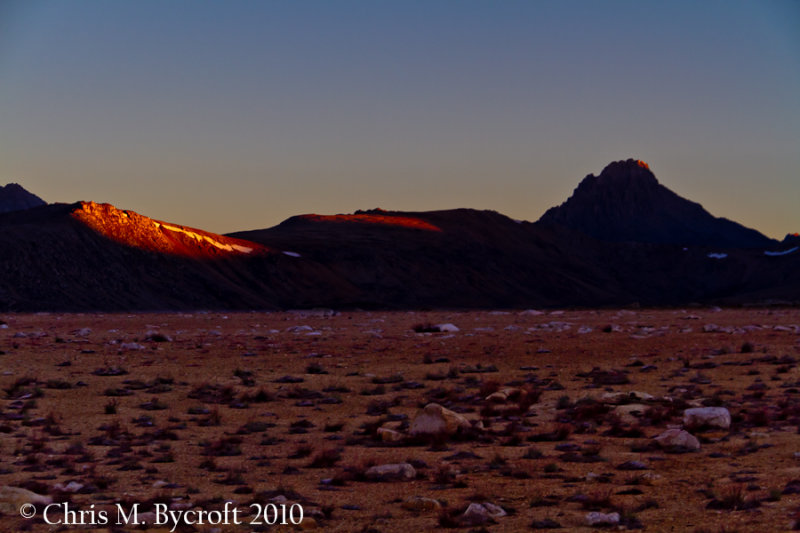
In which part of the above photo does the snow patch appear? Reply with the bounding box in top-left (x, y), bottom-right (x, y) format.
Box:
top-left (156, 223), bottom-right (252, 253)
top-left (283, 251), bottom-right (302, 258)
top-left (764, 247), bottom-right (799, 257)
top-left (707, 253), bottom-right (727, 259)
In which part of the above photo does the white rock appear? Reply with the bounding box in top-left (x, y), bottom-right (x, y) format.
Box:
top-left (365, 463), bottom-right (416, 481)
top-left (377, 427), bottom-right (404, 443)
top-left (654, 429), bottom-right (700, 452)
top-left (53, 481), bottom-right (84, 493)
top-left (612, 404), bottom-right (649, 424)
top-left (481, 502), bottom-right (507, 518)
top-left (0, 486), bottom-right (52, 514)
top-left (683, 407), bottom-right (731, 430)
top-left (120, 342), bottom-right (145, 350)
top-left (401, 496), bottom-right (441, 512)
top-left (434, 323), bottom-right (459, 332)
top-left (586, 512), bottom-right (620, 526)
top-left (410, 403), bottom-right (471, 437)
top-left (461, 503), bottom-right (490, 525)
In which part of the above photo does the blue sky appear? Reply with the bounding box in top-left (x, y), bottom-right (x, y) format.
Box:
top-left (1, 1), bottom-right (798, 237)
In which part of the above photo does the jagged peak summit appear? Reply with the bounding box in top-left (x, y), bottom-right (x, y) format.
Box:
top-left (538, 159), bottom-right (774, 248)
top-left (588, 158), bottom-right (658, 187)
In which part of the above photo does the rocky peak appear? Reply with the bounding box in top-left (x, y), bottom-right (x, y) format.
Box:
top-left (0, 183), bottom-right (46, 213)
top-left (538, 159), bottom-right (774, 248)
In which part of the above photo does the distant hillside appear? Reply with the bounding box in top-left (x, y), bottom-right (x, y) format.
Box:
top-left (538, 159), bottom-right (775, 248)
top-left (0, 183), bottom-right (46, 213)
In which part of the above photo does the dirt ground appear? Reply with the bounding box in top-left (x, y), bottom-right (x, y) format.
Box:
top-left (1, 308), bottom-right (800, 532)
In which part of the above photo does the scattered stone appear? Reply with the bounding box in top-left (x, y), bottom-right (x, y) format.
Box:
top-left (401, 496), bottom-right (442, 512)
top-left (612, 404), bottom-right (649, 424)
top-left (434, 323), bottom-right (460, 332)
top-left (377, 427), bottom-right (404, 443)
top-left (120, 342), bottom-right (145, 351)
top-left (53, 481), bottom-right (84, 493)
top-left (410, 402), bottom-right (471, 437)
top-left (364, 462), bottom-right (416, 481)
top-left (600, 391), bottom-right (656, 404)
top-left (654, 429), bottom-right (701, 452)
top-left (0, 486), bottom-right (52, 514)
top-left (585, 511), bottom-right (620, 526)
top-left (458, 502), bottom-right (506, 526)
top-left (683, 407), bottom-right (731, 430)
top-left (617, 460), bottom-right (648, 471)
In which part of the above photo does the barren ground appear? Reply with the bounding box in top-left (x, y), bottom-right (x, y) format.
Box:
top-left (2, 308), bottom-right (800, 532)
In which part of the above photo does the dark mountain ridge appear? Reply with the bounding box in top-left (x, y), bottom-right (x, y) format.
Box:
top-left (538, 159), bottom-right (775, 248)
top-left (0, 162), bottom-right (797, 311)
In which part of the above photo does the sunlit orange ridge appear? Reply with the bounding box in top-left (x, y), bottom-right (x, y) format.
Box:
top-left (299, 213), bottom-right (442, 232)
top-left (71, 201), bottom-right (268, 258)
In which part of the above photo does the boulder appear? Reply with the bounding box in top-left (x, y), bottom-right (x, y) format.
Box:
top-left (401, 496), bottom-right (442, 512)
top-left (365, 463), bottom-right (416, 481)
top-left (683, 407), bottom-right (731, 430)
top-left (600, 391), bottom-right (656, 404)
top-left (461, 503), bottom-right (491, 525)
top-left (377, 427), bottom-right (404, 443)
top-left (586, 511), bottom-right (620, 526)
top-left (0, 486), bottom-right (52, 514)
top-left (654, 429), bottom-right (700, 452)
top-left (612, 403), bottom-right (649, 424)
top-left (410, 403), bottom-right (471, 437)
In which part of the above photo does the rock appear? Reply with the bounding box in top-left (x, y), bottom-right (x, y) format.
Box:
top-left (0, 486), bottom-right (52, 514)
top-left (377, 427), bottom-right (404, 443)
top-left (365, 462), bottom-right (416, 481)
top-left (586, 511), bottom-right (620, 526)
top-left (461, 503), bottom-right (491, 525)
top-left (120, 342), bottom-right (145, 350)
top-left (299, 516), bottom-right (318, 529)
top-left (486, 391), bottom-right (508, 403)
top-left (481, 502), bottom-right (507, 518)
top-left (410, 403), bottom-right (471, 437)
top-left (617, 460), bottom-right (648, 471)
top-left (612, 403), bottom-right (649, 424)
top-left (434, 323), bottom-right (459, 332)
top-left (600, 390), bottom-right (656, 404)
top-left (654, 428), bottom-right (700, 452)
top-left (683, 407), bottom-right (731, 430)
top-left (53, 481), bottom-right (84, 493)
top-left (401, 496), bottom-right (442, 512)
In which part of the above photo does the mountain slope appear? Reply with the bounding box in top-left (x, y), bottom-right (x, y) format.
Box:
top-left (538, 159), bottom-right (774, 248)
top-left (0, 183), bottom-right (46, 213)
top-left (0, 203), bottom-right (353, 311)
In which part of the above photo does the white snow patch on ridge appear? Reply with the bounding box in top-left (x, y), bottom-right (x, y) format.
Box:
top-left (155, 223), bottom-right (253, 253)
top-left (707, 253), bottom-right (727, 259)
top-left (765, 247), bottom-right (799, 257)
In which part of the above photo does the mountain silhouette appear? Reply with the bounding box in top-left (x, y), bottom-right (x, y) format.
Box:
top-left (0, 162), bottom-right (797, 311)
top-left (538, 159), bottom-right (775, 248)
top-left (0, 183), bottom-right (46, 213)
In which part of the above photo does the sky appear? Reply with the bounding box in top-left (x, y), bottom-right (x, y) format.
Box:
top-left (0, 1), bottom-right (798, 238)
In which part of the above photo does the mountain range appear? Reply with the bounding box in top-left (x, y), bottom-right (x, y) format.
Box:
top-left (1, 159), bottom-right (797, 311)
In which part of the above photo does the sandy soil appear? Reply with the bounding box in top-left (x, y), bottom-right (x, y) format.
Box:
top-left (1, 308), bottom-right (800, 532)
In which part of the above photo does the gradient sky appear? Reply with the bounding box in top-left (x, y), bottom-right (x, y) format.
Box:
top-left (1, 1), bottom-right (798, 238)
